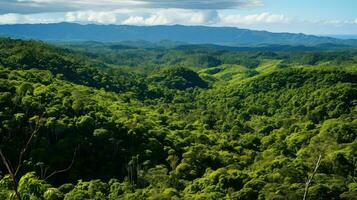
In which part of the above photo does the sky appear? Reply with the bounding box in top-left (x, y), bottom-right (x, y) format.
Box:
top-left (0, 0), bottom-right (356, 35)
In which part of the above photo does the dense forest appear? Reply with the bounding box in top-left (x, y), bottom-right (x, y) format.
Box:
top-left (0, 38), bottom-right (356, 200)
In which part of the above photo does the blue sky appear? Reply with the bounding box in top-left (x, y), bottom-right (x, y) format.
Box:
top-left (0, 0), bottom-right (356, 35)
top-left (247, 0), bottom-right (357, 20)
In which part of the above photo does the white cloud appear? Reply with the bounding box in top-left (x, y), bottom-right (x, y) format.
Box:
top-left (123, 9), bottom-right (218, 25)
top-left (1, 0), bottom-right (262, 14)
top-left (315, 19), bottom-right (357, 27)
top-left (123, 16), bottom-right (145, 25)
top-left (0, 10), bottom-right (355, 35)
top-left (66, 10), bottom-right (118, 24)
top-left (220, 12), bottom-right (290, 25)
top-left (0, 13), bottom-right (21, 24)
top-left (16, 0), bottom-right (146, 7)
top-left (0, 9), bottom-right (219, 25)
top-left (0, 12), bottom-right (66, 24)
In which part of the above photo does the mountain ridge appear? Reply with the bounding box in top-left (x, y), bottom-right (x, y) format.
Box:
top-left (1, 22), bottom-right (357, 46)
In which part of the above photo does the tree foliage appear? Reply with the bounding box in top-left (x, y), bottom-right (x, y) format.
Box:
top-left (0, 38), bottom-right (356, 199)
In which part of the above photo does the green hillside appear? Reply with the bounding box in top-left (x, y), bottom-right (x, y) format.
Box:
top-left (0, 38), bottom-right (356, 200)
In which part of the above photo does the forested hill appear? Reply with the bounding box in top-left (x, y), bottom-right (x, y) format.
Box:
top-left (0, 38), bottom-right (143, 93)
top-left (0, 38), bottom-right (357, 199)
top-left (1, 23), bottom-right (357, 46)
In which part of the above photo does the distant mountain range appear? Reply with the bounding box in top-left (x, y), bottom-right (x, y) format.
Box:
top-left (326, 35), bottom-right (357, 40)
top-left (0, 22), bottom-right (357, 47)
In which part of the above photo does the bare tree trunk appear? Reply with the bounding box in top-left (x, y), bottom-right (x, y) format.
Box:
top-left (0, 150), bottom-right (21, 200)
top-left (43, 146), bottom-right (79, 181)
top-left (303, 153), bottom-right (322, 200)
top-left (0, 116), bottom-right (78, 199)
top-left (0, 117), bottom-right (41, 200)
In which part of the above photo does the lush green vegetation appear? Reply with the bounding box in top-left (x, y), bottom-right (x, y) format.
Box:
top-left (0, 38), bottom-right (356, 199)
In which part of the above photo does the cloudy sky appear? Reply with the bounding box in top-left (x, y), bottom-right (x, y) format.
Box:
top-left (0, 0), bottom-right (356, 35)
